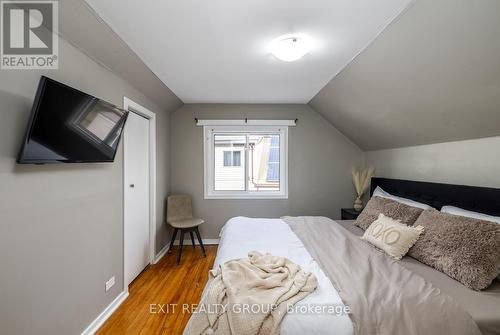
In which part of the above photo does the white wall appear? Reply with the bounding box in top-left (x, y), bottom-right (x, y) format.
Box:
top-left (366, 136), bottom-right (500, 188)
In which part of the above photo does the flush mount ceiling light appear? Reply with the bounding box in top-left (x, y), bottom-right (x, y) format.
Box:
top-left (269, 34), bottom-right (313, 62)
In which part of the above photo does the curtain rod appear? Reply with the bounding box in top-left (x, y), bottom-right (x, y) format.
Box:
top-left (194, 118), bottom-right (298, 126)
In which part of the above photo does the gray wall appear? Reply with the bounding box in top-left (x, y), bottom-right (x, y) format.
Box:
top-left (170, 104), bottom-right (364, 239)
top-left (366, 136), bottom-right (500, 188)
top-left (0, 37), bottom-right (180, 334)
top-left (310, 0), bottom-right (500, 150)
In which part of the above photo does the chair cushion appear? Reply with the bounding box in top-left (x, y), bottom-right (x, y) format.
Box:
top-left (167, 195), bottom-right (194, 222)
top-left (169, 218), bottom-right (204, 229)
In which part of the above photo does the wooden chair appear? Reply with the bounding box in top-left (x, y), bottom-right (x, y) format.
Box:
top-left (166, 195), bottom-right (206, 264)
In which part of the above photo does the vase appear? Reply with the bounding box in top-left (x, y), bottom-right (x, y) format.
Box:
top-left (353, 196), bottom-right (363, 212)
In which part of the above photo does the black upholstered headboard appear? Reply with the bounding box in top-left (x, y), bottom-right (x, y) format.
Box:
top-left (370, 177), bottom-right (500, 217)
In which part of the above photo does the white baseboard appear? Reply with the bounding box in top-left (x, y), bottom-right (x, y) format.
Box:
top-left (153, 243), bottom-right (169, 264)
top-left (81, 290), bottom-right (129, 335)
top-left (173, 238), bottom-right (219, 246)
top-left (153, 239), bottom-right (219, 263)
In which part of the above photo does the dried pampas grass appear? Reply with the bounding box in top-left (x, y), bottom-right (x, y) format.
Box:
top-left (352, 167), bottom-right (375, 197)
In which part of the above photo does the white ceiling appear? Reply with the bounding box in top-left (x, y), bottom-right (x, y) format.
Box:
top-left (85, 0), bottom-right (411, 103)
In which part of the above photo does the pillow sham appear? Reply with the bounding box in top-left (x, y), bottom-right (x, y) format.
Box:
top-left (441, 206), bottom-right (500, 281)
top-left (354, 196), bottom-right (424, 231)
top-left (408, 209), bottom-right (500, 290)
top-left (441, 206), bottom-right (500, 282)
top-left (362, 213), bottom-right (424, 260)
top-left (373, 186), bottom-right (431, 210)
top-left (441, 205), bottom-right (500, 224)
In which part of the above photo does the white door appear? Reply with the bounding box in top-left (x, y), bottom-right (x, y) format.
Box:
top-left (124, 111), bottom-right (150, 287)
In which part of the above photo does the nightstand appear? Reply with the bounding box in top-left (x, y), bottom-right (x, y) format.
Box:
top-left (341, 208), bottom-right (361, 220)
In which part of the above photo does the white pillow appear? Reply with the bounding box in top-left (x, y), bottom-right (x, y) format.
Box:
top-left (362, 213), bottom-right (424, 260)
top-left (441, 206), bottom-right (500, 224)
top-left (372, 186), bottom-right (431, 210)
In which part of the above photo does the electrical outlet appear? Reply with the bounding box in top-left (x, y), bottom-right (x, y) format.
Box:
top-left (105, 276), bottom-right (115, 292)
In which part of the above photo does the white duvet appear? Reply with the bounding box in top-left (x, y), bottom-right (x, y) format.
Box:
top-left (213, 217), bottom-right (354, 335)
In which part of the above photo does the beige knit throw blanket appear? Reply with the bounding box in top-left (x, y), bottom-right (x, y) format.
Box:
top-left (185, 251), bottom-right (317, 335)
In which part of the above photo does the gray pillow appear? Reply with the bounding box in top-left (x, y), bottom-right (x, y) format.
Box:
top-left (354, 196), bottom-right (424, 230)
top-left (408, 209), bottom-right (500, 290)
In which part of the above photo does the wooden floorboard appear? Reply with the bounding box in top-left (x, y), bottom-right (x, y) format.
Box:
top-left (97, 246), bottom-right (217, 335)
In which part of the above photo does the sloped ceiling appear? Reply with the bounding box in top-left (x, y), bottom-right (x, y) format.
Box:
top-left (309, 0), bottom-right (500, 151)
top-left (59, 0), bottom-right (182, 112)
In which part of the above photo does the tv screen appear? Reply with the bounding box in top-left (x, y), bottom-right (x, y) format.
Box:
top-left (17, 76), bottom-right (128, 164)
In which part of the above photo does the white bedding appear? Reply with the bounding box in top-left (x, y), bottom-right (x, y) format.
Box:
top-left (213, 216), bottom-right (354, 335)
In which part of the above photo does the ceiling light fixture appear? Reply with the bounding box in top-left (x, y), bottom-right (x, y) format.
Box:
top-left (269, 34), bottom-right (312, 62)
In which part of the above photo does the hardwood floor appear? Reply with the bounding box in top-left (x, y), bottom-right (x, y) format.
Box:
top-left (97, 246), bottom-right (217, 335)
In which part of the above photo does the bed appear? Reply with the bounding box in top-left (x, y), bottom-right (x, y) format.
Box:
top-left (187, 178), bottom-right (500, 335)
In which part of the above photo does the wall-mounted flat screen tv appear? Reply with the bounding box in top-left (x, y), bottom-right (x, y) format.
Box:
top-left (17, 76), bottom-right (128, 164)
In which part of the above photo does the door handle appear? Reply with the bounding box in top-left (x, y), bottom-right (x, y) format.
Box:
top-left (130, 184), bottom-right (135, 188)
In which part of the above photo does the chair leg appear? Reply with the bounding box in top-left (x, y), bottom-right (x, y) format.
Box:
top-left (190, 231), bottom-right (196, 249)
top-left (177, 230), bottom-right (185, 264)
top-left (194, 227), bottom-right (206, 257)
top-left (168, 228), bottom-right (178, 254)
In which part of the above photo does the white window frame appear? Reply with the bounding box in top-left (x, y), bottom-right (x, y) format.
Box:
top-left (202, 124), bottom-right (289, 199)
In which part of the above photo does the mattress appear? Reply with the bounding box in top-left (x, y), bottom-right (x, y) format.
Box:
top-left (202, 217), bottom-right (500, 335)
top-left (213, 216), bottom-right (354, 335)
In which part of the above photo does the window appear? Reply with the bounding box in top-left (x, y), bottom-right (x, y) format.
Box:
top-left (201, 122), bottom-right (291, 199)
top-left (223, 150), bottom-right (241, 167)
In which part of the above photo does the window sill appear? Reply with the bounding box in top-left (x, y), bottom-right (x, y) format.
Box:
top-left (204, 193), bottom-right (288, 200)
